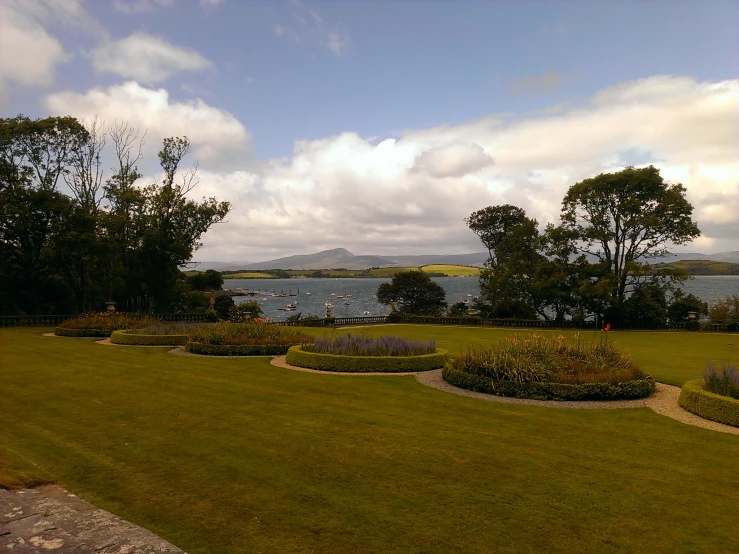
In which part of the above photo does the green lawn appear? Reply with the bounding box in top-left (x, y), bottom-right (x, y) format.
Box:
top-left (1, 326), bottom-right (738, 553)
top-left (421, 264), bottom-right (481, 277)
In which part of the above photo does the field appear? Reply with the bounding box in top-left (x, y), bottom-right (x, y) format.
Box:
top-left (649, 259), bottom-right (739, 275)
top-left (421, 264), bottom-right (481, 276)
top-left (1, 325), bottom-right (738, 553)
top-left (221, 272), bottom-right (277, 279)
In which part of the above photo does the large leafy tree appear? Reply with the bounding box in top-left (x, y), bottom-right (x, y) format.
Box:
top-left (377, 271), bottom-right (447, 316)
top-left (561, 165), bottom-right (700, 316)
top-left (464, 205), bottom-right (528, 267)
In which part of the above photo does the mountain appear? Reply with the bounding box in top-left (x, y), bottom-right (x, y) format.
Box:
top-left (190, 249), bottom-right (739, 272)
top-left (240, 248), bottom-right (397, 270)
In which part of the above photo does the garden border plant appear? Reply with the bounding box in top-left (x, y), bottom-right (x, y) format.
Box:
top-left (185, 321), bottom-right (314, 357)
top-left (678, 363), bottom-right (739, 427)
top-left (442, 333), bottom-right (655, 401)
top-left (54, 312), bottom-right (159, 338)
top-left (110, 330), bottom-right (189, 346)
top-left (285, 345), bottom-right (449, 373)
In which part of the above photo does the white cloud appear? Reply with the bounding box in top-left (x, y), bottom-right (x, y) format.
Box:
top-left (0, 0), bottom-right (93, 105)
top-left (187, 76), bottom-right (738, 261)
top-left (90, 32), bottom-right (213, 83)
top-left (43, 81), bottom-right (252, 170)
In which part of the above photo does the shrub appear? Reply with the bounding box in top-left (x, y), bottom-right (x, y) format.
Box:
top-left (54, 327), bottom-right (112, 338)
top-left (110, 330), bottom-right (189, 346)
top-left (188, 321), bottom-right (313, 346)
top-left (230, 301), bottom-right (263, 322)
top-left (56, 312), bottom-right (159, 335)
top-left (442, 333), bottom-right (654, 400)
top-left (703, 362), bottom-right (739, 399)
top-left (285, 345), bottom-right (448, 373)
top-left (186, 343), bottom-right (292, 356)
top-left (213, 294), bottom-right (235, 319)
top-left (449, 333), bottom-right (646, 385)
top-left (708, 295), bottom-right (739, 326)
top-left (442, 364), bottom-right (654, 401)
top-left (679, 379), bottom-right (739, 427)
top-left (304, 334), bottom-right (435, 357)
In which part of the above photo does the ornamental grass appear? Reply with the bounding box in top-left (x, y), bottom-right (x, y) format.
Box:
top-left (450, 333), bottom-right (646, 385)
top-left (304, 334), bottom-right (436, 357)
top-left (189, 321), bottom-right (314, 346)
top-left (704, 361), bottom-right (739, 399)
top-left (58, 312), bottom-right (159, 331)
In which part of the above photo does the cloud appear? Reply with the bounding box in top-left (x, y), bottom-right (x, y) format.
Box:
top-left (90, 32), bottom-right (213, 83)
top-left (113, 0), bottom-right (173, 14)
top-left (184, 76), bottom-right (738, 261)
top-left (510, 70), bottom-right (563, 94)
top-left (44, 81), bottom-right (253, 170)
top-left (412, 143), bottom-right (494, 178)
top-left (0, 0), bottom-right (95, 106)
top-left (273, 5), bottom-right (351, 57)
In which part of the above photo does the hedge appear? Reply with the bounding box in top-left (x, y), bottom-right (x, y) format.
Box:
top-left (678, 379), bottom-right (739, 427)
top-left (285, 345), bottom-right (448, 373)
top-left (186, 342), bottom-right (294, 356)
top-left (442, 364), bottom-right (655, 401)
top-left (54, 327), bottom-right (111, 338)
top-left (110, 330), bottom-right (188, 346)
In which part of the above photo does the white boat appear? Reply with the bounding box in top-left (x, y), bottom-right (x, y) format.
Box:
top-left (305, 292), bottom-right (311, 295)
top-left (363, 311), bottom-right (370, 315)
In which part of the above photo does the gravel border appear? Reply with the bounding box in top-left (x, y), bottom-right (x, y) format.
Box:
top-left (270, 355), bottom-right (419, 375)
top-left (271, 357), bottom-right (739, 434)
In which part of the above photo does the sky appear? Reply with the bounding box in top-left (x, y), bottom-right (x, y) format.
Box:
top-left (1, 0), bottom-right (738, 262)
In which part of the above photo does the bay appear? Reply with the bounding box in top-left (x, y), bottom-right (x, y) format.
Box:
top-left (224, 275), bottom-right (739, 321)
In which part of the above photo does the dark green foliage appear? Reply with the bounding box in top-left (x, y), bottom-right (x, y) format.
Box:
top-left (703, 362), bottom-right (739, 399)
top-left (186, 270), bottom-right (223, 291)
top-left (667, 289), bottom-right (708, 324)
top-left (213, 294), bottom-right (234, 319)
top-left (110, 330), bottom-right (188, 346)
top-left (679, 379), bottom-right (739, 427)
top-left (376, 271), bottom-right (447, 316)
top-left (54, 327), bottom-right (112, 337)
top-left (447, 302), bottom-right (470, 317)
top-left (285, 345), bottom-right (448, 372)
top-left (708, 295), bottom-right (739, 326)
top-left (622, 282), bottom-right (668, 325)
top-left (229, 301), bottom-right (263, 322)
top-left (464, 205), bottom-right (528, 265)
top-left (442, 364), bottom-right (654, 400)
top-left (186, 342), bottom-right (292, 356)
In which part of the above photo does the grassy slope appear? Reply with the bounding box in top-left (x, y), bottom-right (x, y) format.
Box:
top-left (421, 264), bottom-right (481, 276)
top-left (223, 272), bottom-right (277, 279)
top-left (1, 327), bottom-right (737, 553)
top-left (650, 259), bottom-right (739, 275)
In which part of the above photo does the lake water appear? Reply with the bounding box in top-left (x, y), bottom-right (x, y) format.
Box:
top-left (224, 275), bottom-right (739, 321)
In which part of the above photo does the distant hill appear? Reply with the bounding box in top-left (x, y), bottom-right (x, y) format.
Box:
top-left (190, 248), bottom-right (739, 272)
top-left (649, 259), bottom-right (739, 275)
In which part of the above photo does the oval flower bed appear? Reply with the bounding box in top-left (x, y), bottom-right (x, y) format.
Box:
top-left (678, 362), bottom-right (739, 427)
top-left (285, 334), bottom-right (448, 373)
top-left (186, 322), bottom-right (314, 356)
top-left (442, 334), bottom-right (654, 401)
top-left (55, 312), bottom-right (159, 338)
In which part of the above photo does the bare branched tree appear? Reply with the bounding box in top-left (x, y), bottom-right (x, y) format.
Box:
top-left (64, 116), bottom-right (107, 213)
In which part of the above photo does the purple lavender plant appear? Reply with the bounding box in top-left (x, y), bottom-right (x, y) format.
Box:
top-left (307, 334), bottom-right (435, 356)
top-left (704, 361), bottom-right (739, 399)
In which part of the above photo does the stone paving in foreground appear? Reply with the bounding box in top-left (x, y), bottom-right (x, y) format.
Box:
top-left (0, 485), bottom-right (185, 553)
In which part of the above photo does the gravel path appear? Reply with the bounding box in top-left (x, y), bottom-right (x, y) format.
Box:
top-left (269, 355), bottom-right (420, 375)
top-left (271, 357), bottom-right (739, 434)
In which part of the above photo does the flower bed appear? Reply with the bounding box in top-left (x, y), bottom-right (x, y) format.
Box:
top-left (110, 330), bottom-right (189, 346)
top-left (679, 379), bottom-right (739, 427)
top-left (285, 345), bottom-right (448, 373)
top-left (442, 333), bottom-right (654, 400)
top-left (185, 322), bottom-right (313, 356)
top-left (55, 312), bottom-right (159, 337)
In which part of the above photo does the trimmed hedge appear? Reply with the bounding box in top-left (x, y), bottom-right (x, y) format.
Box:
top-left (186, 342), bottom-right (294, 356)
top-left (285, 345), bottom-right (448, 373)
top-left (678, 379), bottom-right (739, 427)
top-left (54, 327), bottom-right (111, 337)
top-left (442, 364), bottom-right (655, 401)
top-left (110, 330), bottom-right (188, 346)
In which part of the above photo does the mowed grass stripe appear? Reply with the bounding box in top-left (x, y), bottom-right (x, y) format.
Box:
top-left (1, 327), bottom-right (738, 553)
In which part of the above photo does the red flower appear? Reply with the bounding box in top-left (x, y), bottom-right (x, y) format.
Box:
top-left (605, 323), bottom-right (611, 331)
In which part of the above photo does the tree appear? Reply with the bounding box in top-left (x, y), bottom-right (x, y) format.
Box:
top-left (230, 301), bottom-right (263, 322)
top-left (667, 290), bottom-right (708, 323)
top-left (561, 166), bottom-right (700, 319)
top-left (621, 282), bottom-right (668, 325)
top-left (465, 205), bottom-right (528, 266)
top-left (187, 270), bottom-right (223, 291)
top-left (377, 271), bottom-right (447, 316)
